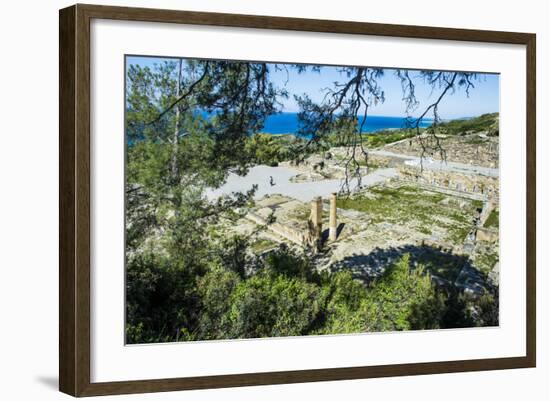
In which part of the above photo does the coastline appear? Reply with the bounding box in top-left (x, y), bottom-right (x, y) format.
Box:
top-left (259, 112), bottom-right (433, 136)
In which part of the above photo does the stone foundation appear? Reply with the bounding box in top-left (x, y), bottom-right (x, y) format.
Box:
top-left (246, 212), bottom-right (307, 246)
top-left (247, 195), bottom-right (341, 250)
top-left (398, 165), bottom-right (499, 201)
top-left (476, 227), bottom-right (499, 243)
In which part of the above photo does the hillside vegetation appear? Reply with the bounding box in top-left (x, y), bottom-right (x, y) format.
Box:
top-left (438, 113), bottom-right (499, 136)
top-left (330, 113), bottom-right (499, 150)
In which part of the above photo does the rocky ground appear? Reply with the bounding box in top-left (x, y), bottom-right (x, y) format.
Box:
top-left (214, 132), bottom-right (500, 295)
top-left (219, 181), bottom-right (497, 293)
top-left (381, 133), bottom-right (499, 168)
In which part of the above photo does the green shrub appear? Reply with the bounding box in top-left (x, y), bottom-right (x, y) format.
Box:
top-left (225, 272), bottom-right (324, 338)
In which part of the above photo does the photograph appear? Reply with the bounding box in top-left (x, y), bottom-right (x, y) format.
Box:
top-left (124, 56), bottom-right (500, 344)
top-left (0, 0), bottom-right (542, 398)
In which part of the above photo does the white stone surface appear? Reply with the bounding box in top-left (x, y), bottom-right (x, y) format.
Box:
top-left (206, 165), bottom-right (399, 201)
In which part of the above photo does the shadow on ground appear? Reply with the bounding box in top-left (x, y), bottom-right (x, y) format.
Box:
top-left (330, 243), bottom-right (490, 292)
top-left (321, 223), bottom-right (345, 243)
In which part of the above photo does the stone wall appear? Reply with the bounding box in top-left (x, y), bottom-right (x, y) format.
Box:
top-left (383, 134), bottom-right (499, 168)
top-left (398, 166), bottom-right (499, 201)
top-left (247, 196), bottom-right (338, 250)
top-left (246, 212), bottom-right (307, 246)
top-left (476, 227), bottom-right (499, 243)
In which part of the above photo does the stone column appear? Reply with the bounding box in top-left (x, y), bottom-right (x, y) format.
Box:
top-left (329, 192), bottom-right (337, 241)
top-left (309, 196), bottom-right (323, 242)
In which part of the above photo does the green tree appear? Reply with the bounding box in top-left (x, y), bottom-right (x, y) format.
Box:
top-left (365, 254), bottom-right (445, 331)
top-left (125, 250), bottom-right (203, 343)
top-left (264, 245), bottom-right (318, 282)
top-left (195, 268), bottom-right (241, 340)
top-left (225, 271), bottom-right (323, 338)
top-left (316, 271), bottom-right (371, 334)
top-left (245, 133), bottom-right (293, 166)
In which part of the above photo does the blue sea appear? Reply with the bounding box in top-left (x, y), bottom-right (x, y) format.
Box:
top-left (261, 112), bottom-right (431, 135)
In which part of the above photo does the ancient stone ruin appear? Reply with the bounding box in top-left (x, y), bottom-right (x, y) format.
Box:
top-left (329, 193), bottom-right (338, 242)
top-left (306, 196), bottom-right (323, 250)
top-left (398, 166), bottom-right (499, 201)
top-left (247, 194), bottom-right (339, 251)
top-left (305, 194), bottom-right (339, 250)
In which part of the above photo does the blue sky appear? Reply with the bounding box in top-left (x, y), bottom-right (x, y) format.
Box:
top-left (127, 56), bottom-right (499, 119)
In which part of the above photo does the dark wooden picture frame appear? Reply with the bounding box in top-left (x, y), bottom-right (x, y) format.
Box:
top-left (59, 3), bottom-right (536, 397)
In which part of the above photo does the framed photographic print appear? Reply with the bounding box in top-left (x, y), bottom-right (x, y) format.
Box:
top-left (59, 4), bottom-right (536, 397)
